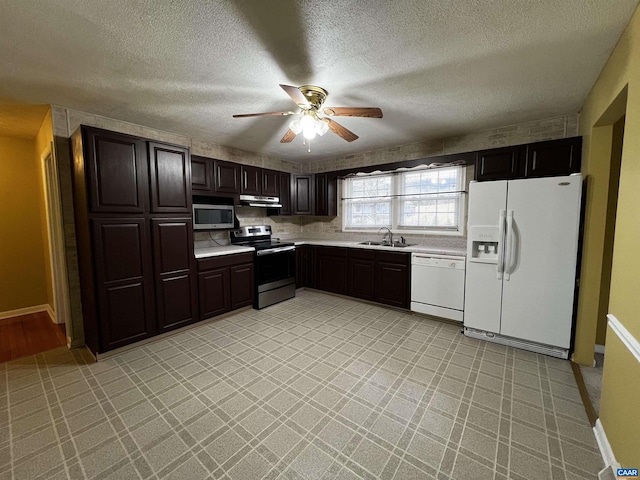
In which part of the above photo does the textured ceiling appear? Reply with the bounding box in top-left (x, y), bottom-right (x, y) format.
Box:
top-left (0, 1), bottom-right (637, 161)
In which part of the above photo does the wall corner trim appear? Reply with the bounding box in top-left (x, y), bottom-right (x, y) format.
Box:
top-left (45, 304), bottom-right (57, 324)
top-left (607, 313), bottom-right (640, 364)
top-left (594, 419), bottom-right (620, 473)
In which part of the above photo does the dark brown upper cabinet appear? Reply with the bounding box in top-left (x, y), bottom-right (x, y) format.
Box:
top-left (475, 146), bottom-right (521, 182)
top-left (523, 137), bottom-right (582, 178)
top-left (241, 166), bottom-right (280, 197)
top-left (148, 142), bottom-right (191, 213)
top-left (241, 165), bottom-right (262, 195)
top-left (151, 218), bottom-right (198, 333)
top-left (271, 173), bottom-right (336, 217)
top-left (84, 127), bottom-right (148, 214)
top-left (292, 174), bottom-right (314, 215)
top-left (214, 159), bottom-right (241, 194)
top-left (262, 169), bottom-right (280, 197)
top-left (475, 137), bottom-right (582, 181)
top-left (91, 218), bottom-right (156, 351)
top-left (315, 173), bottom-right (337, 216)
top-left (278, 172), bottom-right (292, 215)
top-left (191, 155), bottom-right (213, 193)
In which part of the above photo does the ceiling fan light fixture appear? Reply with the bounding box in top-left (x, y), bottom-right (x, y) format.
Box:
top-left (300, 113), bottom-right (317, 139)
top-left (289, 118), bottom-right (302, 135)
top-left (302, 125), bottom-right (317, 140)
top-left (315, 118), bottom-right (329, 136)
top-left (234, 84), bottom-right (381, 149)
top-left (300, 113), bottom-right (315, 128)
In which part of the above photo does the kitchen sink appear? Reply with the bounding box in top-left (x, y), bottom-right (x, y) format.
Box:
top-left (358, 241), bottom-right (414, 248)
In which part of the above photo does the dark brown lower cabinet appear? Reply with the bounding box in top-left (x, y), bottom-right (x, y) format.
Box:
top-left (296, 245), bottom-right (316, 288)
top-left (197, 252), bottom-right (254, 320)
top-left (230, 263), bottom-right (254, 309)
top-left (298, 246), bottom-right (410, 310)
top-left (347, 250), bottom-right (375, 301)
top-left (198, 268), bottom-right (230, 319)
top-left (315, 247), bottom-right (348, 295)
top-left (151, 218), bottom-right (198, 332)
top-left (374, 251), bottom-right (410, 309)
top-left (91, 218), bottom-right (156, 351)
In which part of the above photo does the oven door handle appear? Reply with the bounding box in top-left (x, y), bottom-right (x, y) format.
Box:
top-left (256, 246), bottom-right (296, 256)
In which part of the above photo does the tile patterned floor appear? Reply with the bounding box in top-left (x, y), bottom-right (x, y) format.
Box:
top-left (1, 290), bottom-right (603, 480)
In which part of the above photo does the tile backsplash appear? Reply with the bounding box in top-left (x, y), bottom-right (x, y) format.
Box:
top-left (194, 207), bottom-right (303, 248)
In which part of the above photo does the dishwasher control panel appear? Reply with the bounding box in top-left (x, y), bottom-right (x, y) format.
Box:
top-left (412, 255), bottom-right (465, 269)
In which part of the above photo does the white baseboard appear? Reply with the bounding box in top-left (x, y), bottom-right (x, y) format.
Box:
top-left (594, 419), bottom-right (620, 473)
top-left (0, 304), bottom-right (49, 321)
top-left (595, 344), bottom-right (605, 354)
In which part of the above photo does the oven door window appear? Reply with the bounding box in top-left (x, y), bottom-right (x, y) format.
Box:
top-left (256, 250), bottom-right (296, 286)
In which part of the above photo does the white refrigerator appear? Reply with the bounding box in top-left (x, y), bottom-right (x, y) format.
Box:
top-left (463, 174), bottom-right (582, 358)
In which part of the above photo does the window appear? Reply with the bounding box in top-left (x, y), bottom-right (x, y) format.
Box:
top-left (342, 166), bottom-right (466, 235)
top-left (342, 175), bottom-right (393, 228)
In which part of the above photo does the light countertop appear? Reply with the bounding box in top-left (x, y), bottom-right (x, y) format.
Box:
top-left (288, 239), bottom-right (466, 257)
top-left (194, 239), bottom-right (466, 259)
top-left (194, 245), bottom-right (255, 259)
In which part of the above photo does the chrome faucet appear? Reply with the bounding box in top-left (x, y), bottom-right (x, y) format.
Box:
top-left (378, 226), bottom-right (393, 246)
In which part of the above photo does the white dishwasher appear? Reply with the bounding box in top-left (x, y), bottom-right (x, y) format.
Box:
top-left (410, 253), bottom-right (466, 322)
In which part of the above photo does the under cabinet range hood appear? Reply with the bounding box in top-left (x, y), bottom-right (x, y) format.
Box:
top-left (238, 194), bottom-right (282, 208)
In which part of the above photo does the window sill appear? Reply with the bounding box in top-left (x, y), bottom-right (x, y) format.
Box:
top-left (343, 228), bottom-right (465, 237)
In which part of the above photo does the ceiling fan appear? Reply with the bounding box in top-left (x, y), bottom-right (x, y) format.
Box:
top-left (233, 84), bottom-right (383, 149)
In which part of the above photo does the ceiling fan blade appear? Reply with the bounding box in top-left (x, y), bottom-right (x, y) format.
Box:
top-left (279, 84), bottom-right (310, 107)
top-left (323, 107), bottom-right (383, 118)
top-left (280, 129), bottom-right (297, 143)
top-left (327, 119), bottom-right (359, 142)
top-left (233, 110), bottom-right (296, 118)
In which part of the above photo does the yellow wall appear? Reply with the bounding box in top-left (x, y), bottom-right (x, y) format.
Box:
top-left (34, 109), bottom-right (54, 311)
top-left (576, 4), bottom-right (640, 466)
top-left (0, 134), bottom-right (49, 312)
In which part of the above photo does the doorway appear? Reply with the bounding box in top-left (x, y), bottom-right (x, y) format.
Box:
top-left (0, 139), bottom-right (70, 362)
top-left (42, 148), bottom-right (72, 343)
top-left (580, 93), bottom-right (627, 416)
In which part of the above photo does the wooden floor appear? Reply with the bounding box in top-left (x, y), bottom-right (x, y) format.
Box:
top-left (0, 311), bottom-right (67, 363)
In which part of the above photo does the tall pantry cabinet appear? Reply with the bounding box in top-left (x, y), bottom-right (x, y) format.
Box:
top-left (72, 126), bottom-right (198, 355)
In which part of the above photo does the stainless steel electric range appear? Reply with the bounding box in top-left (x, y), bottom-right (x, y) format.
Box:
top-left (230, 225), bottom-right (296, 309)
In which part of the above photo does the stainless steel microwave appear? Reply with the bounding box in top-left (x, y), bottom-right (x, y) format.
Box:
top-left (192, 204), bottom-right (235, 230)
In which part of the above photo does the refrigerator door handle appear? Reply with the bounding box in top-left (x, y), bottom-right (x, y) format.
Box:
top-left (496, 209), bottom-right (506, 279)
top-left (505, 210), bottom-right (515, 280)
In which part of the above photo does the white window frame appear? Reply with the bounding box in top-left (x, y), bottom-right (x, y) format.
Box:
top-left (341, 166), bottom-right (466, 236)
